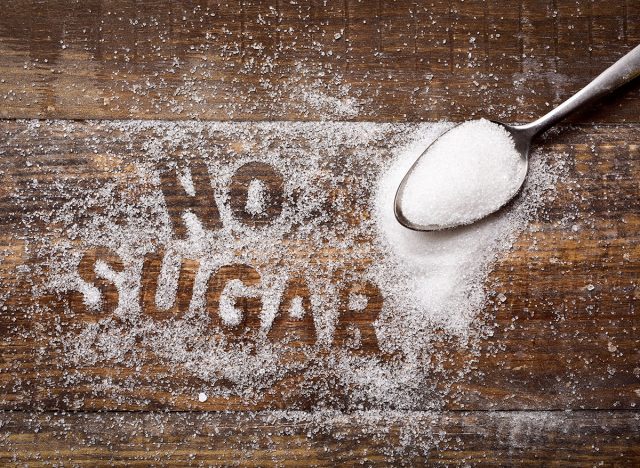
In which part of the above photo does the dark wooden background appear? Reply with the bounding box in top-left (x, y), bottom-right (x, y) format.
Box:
top-left (1, 0), bottom-right (639, 465)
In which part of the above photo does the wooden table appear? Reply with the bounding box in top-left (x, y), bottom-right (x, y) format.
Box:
top-left (0, 1), bottom-right (639, 465)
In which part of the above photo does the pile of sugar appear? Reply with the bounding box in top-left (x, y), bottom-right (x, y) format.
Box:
top-left (374, 124), bottom-right (559, 337)
top-left (399, 119), bottom-right (526, 229)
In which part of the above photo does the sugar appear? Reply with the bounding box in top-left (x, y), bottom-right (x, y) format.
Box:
top-left (374, 123), bottom-right (561, 335)
top-left (78, 281), bottom-right (101, 311)
top-left (0, 6), bottom-right (589, 458)
top-left (399, 119), bottom-right (527, 229)
top-left (4, 120), bottom-right (563, 438)
top-left (178, 168), bottom-right (196, 197)
top-left (218, 279), bottom-right (256, 327)
top-left (348, 292), bottom-right (369, 311)
top-left (245, 179), bottom-right (267, 216)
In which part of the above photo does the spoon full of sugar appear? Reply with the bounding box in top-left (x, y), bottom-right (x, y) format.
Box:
top-left (395, 43), bottom-right (640, 231)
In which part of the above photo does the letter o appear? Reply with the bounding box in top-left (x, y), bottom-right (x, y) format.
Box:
top-left (229, 162), bottom-right (284, 227)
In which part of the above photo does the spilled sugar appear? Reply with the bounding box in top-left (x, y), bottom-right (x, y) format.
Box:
top-left (219, 279), bottom-right (256, 327)
top-left (0, 4), bottom-right (620, 461)
top-left (374, 124), bottom-right (558, 336)
top-left (3, 120), bottom-right (564, 453)
top-left (399, 119), bottom-right (526, 229)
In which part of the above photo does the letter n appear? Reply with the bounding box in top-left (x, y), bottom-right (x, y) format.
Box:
top-left (159, 158), bottom-right (222, 239)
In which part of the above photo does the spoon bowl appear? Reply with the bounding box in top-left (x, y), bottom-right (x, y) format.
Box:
top-left (394, 43), bottom-right (640, 232)
top-left (394, 121), bottom-right (532, 232)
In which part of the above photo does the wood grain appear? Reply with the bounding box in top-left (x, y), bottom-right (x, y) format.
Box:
top-left (0, 410), bottom-right (638, 466)
top-left (1, 0), bottom-right (639, 464)
top-left (0, 0), bottom-right (638, 122)
top-left (0, 121), bottom-right (637, 412)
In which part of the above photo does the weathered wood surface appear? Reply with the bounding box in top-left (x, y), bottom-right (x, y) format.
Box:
top-left (0, 0), bottom-right (639, 122)
top-left (0, 121), bottom-right (638, 412)
top-left (1, 0), bottom-right (639, 464)
top-left (0, 410), bottom-right (638, 466)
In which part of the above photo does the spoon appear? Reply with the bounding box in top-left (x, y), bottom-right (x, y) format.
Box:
top-left (395, 43), bottom-right (640, 231)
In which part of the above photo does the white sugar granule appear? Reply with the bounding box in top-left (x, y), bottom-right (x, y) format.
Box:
top-left (178, 167), bottom-right (196, 197)
top-left (78, 281), bottom-right (101, 311)
top-left (245, 178), bottom-right (267, 216)
top-left (399, 119), bottom-right (526, 229)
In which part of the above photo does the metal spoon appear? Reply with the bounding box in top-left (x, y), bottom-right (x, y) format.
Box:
top-left (395, 43), bottom-right (640, 231)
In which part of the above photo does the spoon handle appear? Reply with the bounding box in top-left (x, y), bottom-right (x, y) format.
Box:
top-left (519, 43), bottom-right (640, 139)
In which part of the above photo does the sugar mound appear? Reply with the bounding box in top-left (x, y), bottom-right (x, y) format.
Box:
top-left (374, 124), bottom-right (560, 335)
top-left (399, 119), bottom-right (526, 229)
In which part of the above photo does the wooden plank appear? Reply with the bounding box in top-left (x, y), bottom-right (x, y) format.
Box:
top-left (0, 0), bottom-right (638, 122)
top-left (1, 1), bottom-right (638, 462)
top-left (0, 410), bottom-right (638, 465)
top-left (0, 120), bottom-right (638, 411)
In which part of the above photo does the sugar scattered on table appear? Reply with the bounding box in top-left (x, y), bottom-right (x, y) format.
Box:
top-left (288, 296), bottom-right (306, 320)
top-left (374, 123), bottom-right (559, 334)
top-left (1, 119), bottom-right (565, 459)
